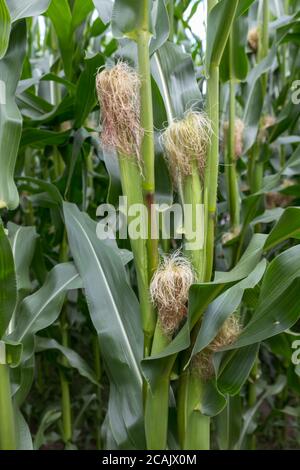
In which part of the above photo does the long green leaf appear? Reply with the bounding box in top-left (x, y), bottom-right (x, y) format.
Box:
top-left (8, 263), bottom-right (81, 362)
top-left (35, 336), bottom-right (98, 386)
top-left (63, 202), bottom-right (145, 449)
top-left (264, 207), bottom-right (300, 251)
top-left (6, 0), bottom-right (51, 21)
top-left (142, 234), bottom-right (267, 389)
top-left (0, 21), bottom-right (26, 210)
top-left (236, 375), bottom-right (286, 449)
top-left (226, 245), bottom-right (300, 349)
top-left (152, 42), bottom-right (201, 120)
top-left (243, 46), bottom-right (276, 152)
top-left (8, 223), bottom-right (38, 295)
top-left (190, 260), bottom-right (266, 358)
top-left (74, 53), bottom-right (104, 128)
top-left (220, 15), bottom-right (248, 82)
top-left (14, 406), bottom-right (33, 450)
top-left (0, 221), bottom-right (17, 338)
top-left (92, 0), bottom-right (113, 24)
top-left (0, 0), bottom-right (11, 59)
top-left (205, 0), bottom-right (239, 73)
top-left (215, 344), bottom-right (260, 395)
top-left (46, 0), bottom-right (74, 79)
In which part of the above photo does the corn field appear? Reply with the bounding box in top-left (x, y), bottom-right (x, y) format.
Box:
top-left (0, 0), bottom-right (300, 452)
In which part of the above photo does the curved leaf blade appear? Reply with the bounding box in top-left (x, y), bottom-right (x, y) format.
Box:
top-left (206, 0), bottom-right (239, 73)
top-left (9, 263), bottom-right (81, 361)
top-left (8, 223), bottom-right (38, 294)
top-left (0, 0), bottom-right (11, 59)
top-left (0, 21), bottom-right (26, 210)
top-left (63, 202), bottom-right (145, 449)
top-left (7, 0), bottom-right (51, 21)
top-left (264, 207), bottom-right (300, 251)
top-left (0, 221), bottom-right (17, 338)
top-left (226, 245), bottom-right (300, 349)
top-left (35, 336), bottom-right (98, 386)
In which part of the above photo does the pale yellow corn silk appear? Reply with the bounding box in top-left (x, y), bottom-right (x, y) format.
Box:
top-left (160, 111), bottom-right (212, 184)
top-left (247, 26), bottom-right (259, 52)
top-left (150, 252), bottom-right (195, 337)
top-left (95, 62), bottom-right (144, 164)
top-left (223, 118), bottom-right (245, 159)
top-left (259, 114), bottom-right (276, 142)
top-left (191, 315), bottom-right (241, 381)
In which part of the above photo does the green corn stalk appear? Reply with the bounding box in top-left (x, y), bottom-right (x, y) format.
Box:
top-left (136, 0), bottom-right (174, 450)
top-left (179, 0), bottom-right (239, 451)
top-left (225, 33), bottom-right (240, 234)
top-left (144, 326), bottom-right (173, 450)
top-left (176, 154), bottom-right (207, 450)
top-left (0, 363), bottom-right (16, 450)
top-left (167, 0), bottom-right (175, 41)
top-left (92, 335), bottom-right (102, 450)
top-left (248, 0), bottom-right (269, 193)
top-left (58, 231), bottom-right (72, 445)
top-left (119, 153), bottom-right (168, 449)
top-left (182, 159), bottom-right (204, 278)
top-left (118, 154), bottom-right (155, 355)
top-left (0, 220), bottom-right (17, 450)
top-left (248, 359), bottom-right (259, 449)
top-left (137, 0), bottom-right (159, 279)
top-left (204, 0), bottom-right (239, 279)
top-left (177, 369), bottom-right (210, 450)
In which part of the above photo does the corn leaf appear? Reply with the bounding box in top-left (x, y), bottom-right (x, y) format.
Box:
top-left (0, 221), bottom-right (17, 338)
top-left (0, 21), bottom-right (26, 210)
top-left (0, 0), bottom-right (11, 59)
top-left (142, 234), bottom-right (267, 389)
top-left (63, 202), bottom-right (145, 449)
top-left (35, 336), bottom-right (98, 386)
top-left (243, 46), bottom-right (276, 152)
top-left (14, 406), bottom-right (33, 450)
top-left (46, 0), bottom-right (74, 80)
top-left (8, 263), bottom-right (82, 362)
top-left (112, 0), bottom-right (153, 38)
top-left (6, 0), bottom-right (51, 21)
top-left (264, 207), bottom-right (300, 250)
top-left (33, 408), bottom-right (61, 450)
top-left (74, 53), bottom-right (104, 128)
top-left (0, 340), bottom-right (22, 366)
top-left (215, 344), bottom-right (260, 395)
top-left (236, 375), bottom-right (286, 449)
top-left (7, 223), bottom-right (38, 295)
top-left (92, 0), bottom-right (113, 24)
top-left (215, 395), bottom-right (243, 450)
top-left (205, 0), bottom-right (239, 74)
top-left (225, 245), bottom-right (300, 349)
top-left (111, 0), bottom-right (168, 51)
top-left (220, 16), bottom-right (249, 82)
top-left (71, 0), bottom-right (94, 31)
top-left (152, 42), bottom-right (201, 120)
top-left (283, 144), bottom-right (300, 176)
top-left (11, 356), bottom-right (34, 406)
top-left (190, 260), bottom-right (266, 358)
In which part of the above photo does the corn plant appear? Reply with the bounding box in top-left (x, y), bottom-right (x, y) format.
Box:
top-left (0, 0), bottom-right (300, 451)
